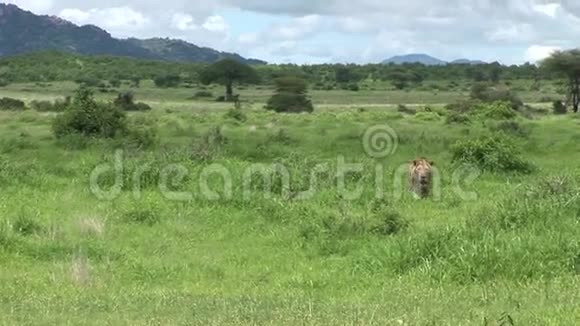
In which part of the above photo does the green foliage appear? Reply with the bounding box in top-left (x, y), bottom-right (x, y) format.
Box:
top-left (194, 90), bottom-right (214, 98)
top-left (470, 82), bottom-right (523, 109)
top-left (52, 87), bottom-right (127, 138)
top-left (475, 101), bottom-right (517, 120)
top-left (200, 58), bottom-right (259, 100)
top-left (397, 104), bottom-right (416, 115)
top-left (491, 120), bottom-right (530, 138)
top-left (552, 100), bottom-right (567, 115)
top-left (123, 116), bottom-right (159, 149)
top-left (113, 92), bottom-right (152, 111)
top-left (0, 97), bottom-right (27, 111)
top-left (451, 134), bottom-right (533, 173)
top-left (0, 79), bottom-right (8, 87)
top-left (30, 97), bottom-right (70, 112)
top-left (265, 76), bottom-right (314, 113)
top-left (414, 111), bottom-right (441, 121)
top-left (224, 108), bottom-right (247, 122)
top-left (154, 75), bottom-right (181, 88)
top-left (445, 112), bottom-right (471, 124)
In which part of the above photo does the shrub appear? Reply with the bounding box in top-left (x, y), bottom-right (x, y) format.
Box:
top-left (348, 83), bottom-right (360, 92)
top-left (52, 87), bottom-right (127, 139)
top-left (492, 120), bottom-right (530, 138)
top-left (30, 98), bottom-right (70, 112)
top-left (552, 100), bottom-right (567, 115)
top-left (414, 112), bottom-right (441, 121)
top-left (0, 97), bottom-right (27, 111)
top-left (123, 116), bottom-right (158, 149)
top-left (192, 126), bottom-right (228, 161)
top-left (215, 96), bottom-right (226, 102)
top-left (476, 101), bottom-right (517, 120)
top-left (451, 135), bottom-right (533, 173)
top-left (154, 75), bottom-right (181, 88)
top-left (445, 99), bottom-right (481, 114)
top-left (265, 76), bottom-right (314, 113)
top-left (397, 104), bottom-right (416, 115)
top-left (74, 76), bottom-right (101, 87)
top-left (539, 96), bottom-right (555, 103)
top-left (470, 82), bottom-right (523, 109)
top-left (0, 79), bottom-right (8, 87)
top-left (224, 108), bottom-right (247, 122)
top-left (446, 112), bottom-right (471, 124)
top-left (113, 92), bottom-right (152, 111)
top-left (194, 91), bottom-right (214, 98)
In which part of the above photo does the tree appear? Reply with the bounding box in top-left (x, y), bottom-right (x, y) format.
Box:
top-left (542, 49), bottom-right (580, 113)
top-left (200, 59), bottom-right (259, 102)
top-left (265, 76), bottom-right (313, 113)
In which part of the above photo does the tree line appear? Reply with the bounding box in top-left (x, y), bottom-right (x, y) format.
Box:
top-left (0, 50), bottom-right (554, 88)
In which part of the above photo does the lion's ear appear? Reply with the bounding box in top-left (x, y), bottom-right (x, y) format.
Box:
top-left (412, 160), bottom-right (418, 166)
top-left (429, 161), bottom-right (435, 166)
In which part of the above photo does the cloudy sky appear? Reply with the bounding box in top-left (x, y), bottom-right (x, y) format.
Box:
top-left (5, 0), bottom-right (580, 64)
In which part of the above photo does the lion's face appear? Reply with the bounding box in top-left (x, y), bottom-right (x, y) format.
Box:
top-left (409, 158), bottom-right (434, 198)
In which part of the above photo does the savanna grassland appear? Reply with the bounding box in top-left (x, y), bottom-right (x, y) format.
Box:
top-left (0, 79), bottom-right (579, 325)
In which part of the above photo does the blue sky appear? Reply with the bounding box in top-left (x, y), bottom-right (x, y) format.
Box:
top-left (5, 0), bottom-right (580, 64)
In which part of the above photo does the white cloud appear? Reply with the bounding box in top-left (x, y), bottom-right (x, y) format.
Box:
top-left (202, 15), bottom-right (228, 33)
top-left (171, 13), bottom-right (196, 31)
top-left (525, 45), bottom-right (561, 62)
top-left (59, 7), bottom-right (149, 32)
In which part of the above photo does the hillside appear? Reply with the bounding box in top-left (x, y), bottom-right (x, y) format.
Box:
top-left (382, 54), bottom-right (447, 65)
top-left (383, 54), bottom-right (486, 66)
top-left (0, 4), bottom-right (265, 64)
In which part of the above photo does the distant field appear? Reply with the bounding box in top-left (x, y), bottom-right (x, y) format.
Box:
top-left (0, 83), bottom-right (578, 324)
top-left (0, 79), bottom-right (562, 108)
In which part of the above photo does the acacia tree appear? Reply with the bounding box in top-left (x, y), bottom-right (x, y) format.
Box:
top-left (200, 58), bottom-right (259, 102)
top-left (542, 49), bottom-right (580, 113)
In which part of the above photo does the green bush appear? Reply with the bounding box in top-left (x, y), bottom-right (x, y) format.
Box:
top-left (397, 104), bottom-right (416, 115)
top-left (451, 134), bottom-right (533, 173)
top-left (414, 112), bottom-right (441, 121)
top-left (492, 120), bottom-right (530, 138)
top-left (52, 87), bottom-right (127, 139)
top-left (265, 76), bottom-right (314, 113)
top-left (470, 82), bottom-right (523, 109)
top-left (30, 97), bottom-right (70, 112)
top-left (113, 92), bottom-right (152, 111)
top-left (552, 100), bottom-right (567, 115)
top-left (348, 83), bottom-right (360, 92)
top-left (123, 116), bottom-right (158, 149)
top-left (0, 79), bottom-right (8, 87)
top-left (224, 108), bottom-right (247, 122)
top-left (445, 112), bottom-right (471, 124)
top-left (0, 97), bottom-right (27, 111)
top-left (476, 101), bottom-right (517, 120)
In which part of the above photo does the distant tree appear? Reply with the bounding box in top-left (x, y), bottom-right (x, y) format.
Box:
top-left (130, 77), bottom-right (141, 88)
top-left (390, 71), bottom-right (410, 90)
top-left (542, 49), bottom-right (580, 113)
top-left (335, 66), bottom-right (362, 84)
top-left (109, 78), bottom-right (122, 88)
top-left (265, 75), bottom-right (314, 113)
top-left (489, 63), bottom-right (502, 83)
top-left (200, 59), bottom-right (259, 102)
top-left (154, 75), bottom-right (181, 88)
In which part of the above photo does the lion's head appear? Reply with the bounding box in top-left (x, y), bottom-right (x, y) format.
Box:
top-left (409, 158), bottom-right (434, 198)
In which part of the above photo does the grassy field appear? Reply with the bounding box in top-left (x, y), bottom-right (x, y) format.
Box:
top-left (0, 82), bottom-right (579, 325)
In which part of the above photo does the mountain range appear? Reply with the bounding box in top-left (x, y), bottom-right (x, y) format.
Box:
top-left (382, 54), bottom-right (486, 66)
top-left (0, 3), bottom-right (265, 64)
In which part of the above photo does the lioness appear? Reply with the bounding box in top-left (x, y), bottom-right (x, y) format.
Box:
top-left (409, 158), bottom-right (434, 198)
